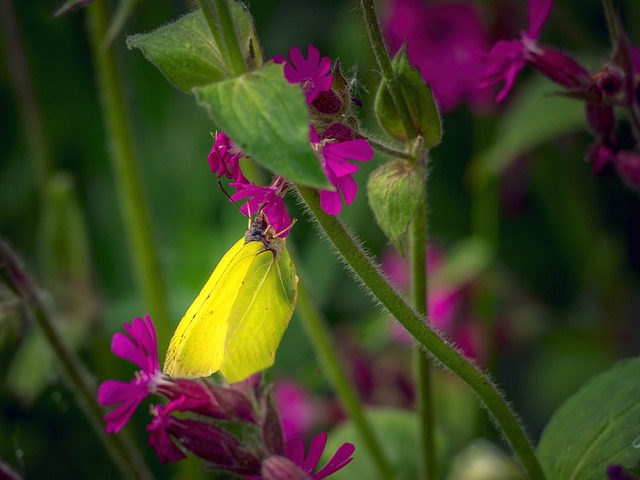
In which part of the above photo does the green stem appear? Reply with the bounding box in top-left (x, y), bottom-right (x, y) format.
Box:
top-left (601, 0), bottom-right (619, 46)
top-left (295, 185), bottom-right (546, 480)
top-left (368, 137), bottom-right (414, 161)
top-left (359, 0), bottom-right (418, 143)
top-left (0, 239), bottom-right (152, 480)
top-left (0, 0), bottom-right (51, 190)
top-left (199, 0), bottom-right (246, 77)
top-left (87, 0), bottom-right (171, 350)
top-left (296, 279), bottom-right (396, 480)
top-left (410, 197), bottom-right (437, 480)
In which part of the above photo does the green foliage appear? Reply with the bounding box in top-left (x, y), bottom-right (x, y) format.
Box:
top-left (477, 78), bottom-right (585, 177)
top-left (538, 356), bottom-right (640, 479)
top-left (126, 4), bottom-right (262, 92)
top-left (324, 409), bottom-right (423, 480)
top-left (374, 44), bottom-right (441, 147)
top-left (194, 63), bottom-right (330, 189)
top-left (367, 158), bottom-right (425, 253)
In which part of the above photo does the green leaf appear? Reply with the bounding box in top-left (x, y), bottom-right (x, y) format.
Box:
top-left (194, 62), bottom-right (331, 189)
top-left (537, 356), bottom-right (640, 479)
top-left (478, 77), bottom-right (585, 176)
top-left (126, 4), bottom-right (263, 92)
top-left (374, 44), bottom-right (442, 148)
top-left (367, 158), bottom-right (424, 253)
top-left (324, 408), bottom-right (449, 480)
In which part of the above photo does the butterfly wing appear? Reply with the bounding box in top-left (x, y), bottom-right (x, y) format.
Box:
top-left (221, 240), bottom-right (298, 382)
top-left (163, 238), bottom-right (261, 378)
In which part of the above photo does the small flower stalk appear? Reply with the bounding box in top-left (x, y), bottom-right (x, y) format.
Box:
top-left (98, 316), bottom-right (355, 478)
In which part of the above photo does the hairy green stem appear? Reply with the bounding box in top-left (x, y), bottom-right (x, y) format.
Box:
top-left (296, 279), bottom-right (395, 479)
top-left (199, 0), bottom-right (246, 77)
top-left (410, 197), bottom-right (438, 480)
top-left (87, 0), bottom-right (171, 349)
top-left (0, 239), bottom-right (152, 480)
top-left (359, 0), bottom-right (418, 143)
top-left (295, 185), bottom-right (546, 480)
top-left (367, 137), bottom-right (414, 161)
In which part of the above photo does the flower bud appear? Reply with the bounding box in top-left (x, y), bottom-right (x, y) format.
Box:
top-left (367, 159), bottom-right (426, 254)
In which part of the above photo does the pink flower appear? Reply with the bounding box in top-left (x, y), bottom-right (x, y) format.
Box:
top-left (480, 0), bottom-right (553, 101)
top-left (284, 432), bottom-right (355, 480)
top-left (310, 125), bottom-right (374, 215)
top-left (274, 379), bottom-right (318, 442)
top-left (208, 131), bottom-right (246, 182)
top-left (230, 176), bottom-right (292, 236)
top-left (97, 315), bottom-right (165, 433)
top-left (384, 0), bottom-right (493, 113)
top-left (274, 45), bottom-right (333, 104)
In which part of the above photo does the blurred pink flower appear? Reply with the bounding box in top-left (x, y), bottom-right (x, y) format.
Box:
top-left (284, 432), bottom-right (355, 480)
top-left (383, 246), bottom-right (483, 361)
top-left (274, 379), bottom-right (318, 442)
top-left (208, 131), bottom-right (246, 182)
top-left (384, 0), bottom-right (493, 113)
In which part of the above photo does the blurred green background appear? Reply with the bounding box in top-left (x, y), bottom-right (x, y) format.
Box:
top-left (1, 0), bottom-right (640, 478)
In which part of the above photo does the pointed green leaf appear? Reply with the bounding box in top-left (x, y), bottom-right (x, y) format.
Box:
top-left (375, 45), bottom-right (442, 147)
top-left (367, 159), bottom-right (424, 253)
top-left (126, 4), bottom-right (263, 92)
top-left (194, 62), bottom-right (331, 189)
top-left (537, 356), bottom-right (640, 479)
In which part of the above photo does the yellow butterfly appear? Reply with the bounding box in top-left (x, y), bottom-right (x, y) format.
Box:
top-left (163, 212), bottom-right (298, 382)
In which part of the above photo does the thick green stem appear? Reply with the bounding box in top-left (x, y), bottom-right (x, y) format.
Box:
top-left (295, 185), bottom-right (546, 480)
top-left (360, 0), bottom-right (418, 143)
top-left (0, 239), bottom-right (152, 480)
top-left (410, 197), bottom-right (437, 480)
top-left (296, 279), bottom-right (395, 479)
top-left (87, 0), bottom-right (171, 349)
top-left (199, 0), bottom-right (246, 77)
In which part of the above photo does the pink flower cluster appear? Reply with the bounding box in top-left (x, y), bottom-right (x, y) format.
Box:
top-left (208, 45), bottom-right (374, 232)
top-left (98, 316), bottom-right (354, 478)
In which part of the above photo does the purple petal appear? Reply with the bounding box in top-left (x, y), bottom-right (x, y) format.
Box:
top-left (312, 442), bottom-right (355, 480)
top-left (336, 174), bottom-right (358, 206)
top-left (303, 432), bottom-right (326, 473)
top-left (285, 438), bottom-right (306, 468)
top-left (319, 189), bottom-right (343, 216)
top-left (527, 0), bottom-right (553, 39)
top-left (111, 332), bottom-right (147, 370)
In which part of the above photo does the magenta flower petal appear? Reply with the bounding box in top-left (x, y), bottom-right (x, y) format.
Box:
top-left (312, 442), bottom-right (355, 480)
top-left (98, 315), bottom-right (164, 433)
top-left (284, 432), bottom-right (354, 479)
top-left (147, 404), bottom-right (187, 463)
top-left (480, 40), bottom-right (526, 102)
top-left (230, 178), bottom-right (292, 236)
top-left (208, 131), bottom-right (245, 181)
top-left (98, 379), bottom-right (151, 433)
top-left (277, 45), bottom-right (333, 104)
top-left (527, 0), bottom-right (553, 39)
top-left (303, 432), bottom-right (326, 473)
top-left (284, 438), bottom-right (306, 468)
top-left (336, 174), bottom-right (358, 206)
top-left (319, 188), bottom-right (343, 215)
